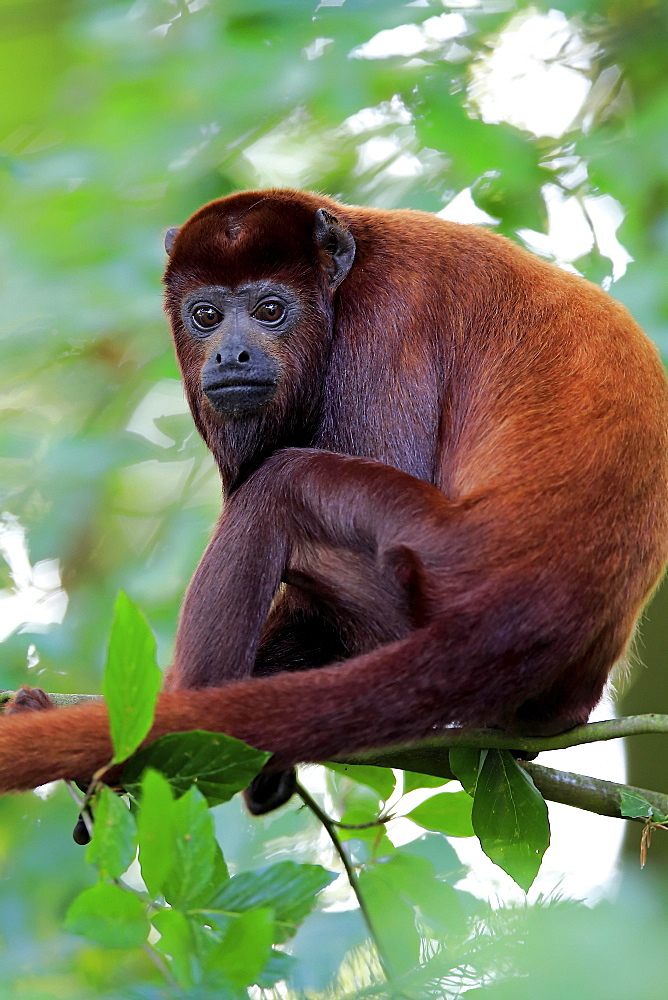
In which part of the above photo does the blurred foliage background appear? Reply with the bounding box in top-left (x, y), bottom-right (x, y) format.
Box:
top-left (1, 0), bottom-right (668, 995)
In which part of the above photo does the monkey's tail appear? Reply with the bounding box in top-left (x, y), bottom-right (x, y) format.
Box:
top-left (0, 620), bottom-right (595, 794)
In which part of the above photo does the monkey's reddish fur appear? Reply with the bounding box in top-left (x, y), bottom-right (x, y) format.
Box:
top-left (2, 189), bottom-right (667, 792)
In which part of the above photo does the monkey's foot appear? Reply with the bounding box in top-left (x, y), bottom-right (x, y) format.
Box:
top-left (3, 686), bottom-right (55, 714)
top-left (244, 769), bottom-right (297, 815)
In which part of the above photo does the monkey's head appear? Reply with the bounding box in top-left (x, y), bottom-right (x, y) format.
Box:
top-left (163, 190), bottom-right (356, 490)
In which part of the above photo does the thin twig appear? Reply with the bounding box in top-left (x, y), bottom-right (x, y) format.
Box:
top-left (142, 942), bottom-right (179, 987)
top-left (64, 780), bottom-right (95, 841)
top-left (64, 779), bottom-right (85, 810)
top-left (332, 814), bottom-right (394, 830)
top-left (295, 780), bottom-right (393, 981)
top-left (343, 714), bottom-right (668, 760)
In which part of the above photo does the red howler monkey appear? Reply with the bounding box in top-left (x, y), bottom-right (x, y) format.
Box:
top-left (2, 189), bottom-right (667, 813)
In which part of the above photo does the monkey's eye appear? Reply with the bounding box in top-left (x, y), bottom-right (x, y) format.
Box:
top-left (253, 300), bottom-right (286, 325)
top-left (191, 303), bottom-right (222, 332)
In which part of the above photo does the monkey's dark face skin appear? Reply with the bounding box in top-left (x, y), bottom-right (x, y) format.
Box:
top-left (181, 281), bottom-right (302, 416)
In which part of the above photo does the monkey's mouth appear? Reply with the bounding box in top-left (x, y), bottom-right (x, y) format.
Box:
top-left (203, 381), bottom-right (278, 415)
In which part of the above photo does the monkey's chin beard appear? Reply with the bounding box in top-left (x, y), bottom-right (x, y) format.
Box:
top-left (203, 382), bottom-right (278, 416)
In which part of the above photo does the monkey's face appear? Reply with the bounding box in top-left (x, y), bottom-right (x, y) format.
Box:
top-left (162, 191), bottom-right (356, 487)
top-left (180, 280), bottom-right (302, 416)
top-left (164, 196), bottom-right (356, 415)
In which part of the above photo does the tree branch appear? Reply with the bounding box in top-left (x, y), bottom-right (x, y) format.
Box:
top-left (342, 714), bottom-right (668, 758)
top-left (336, 716), bottom-right (668, 823)
top-left (521, 762), bottom-right (668, 821)
top-left (0, 691), bottom-right (101, 708)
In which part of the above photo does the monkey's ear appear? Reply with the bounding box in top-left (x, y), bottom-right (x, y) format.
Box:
top-left (164, 227), bottom-right (180, 253)
top-left (314, 208), bottom-right (356, 290)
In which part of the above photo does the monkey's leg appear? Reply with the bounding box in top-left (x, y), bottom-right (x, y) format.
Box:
top-left (244, 593), bottom-right (349, 813)
top-left (245, 535), bottom-right (436, 811)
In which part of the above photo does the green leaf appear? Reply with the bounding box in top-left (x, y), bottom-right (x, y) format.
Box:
top-left (137, 768), bottom-right (176, 899)
top-left (123, 730), bottom-right (270, 806)
top-left (620, 790), bottom-right (668, 823)
top-left (402, 770), bottom-right (449, 794)
top-left (152, 908), bottom-right (195, 989)
top-left (449, 747), bottom-right (483, 796)
top-left (358, 853), bottom-right (469, 970)
top-left (398, 834), bottom-right (462, 878)
top-left (374, 851), bottom-right (467, 938)
top-left (102, 591), bottom-right (161, 763)
top-left (64, 883), bottom-right (150, 950)
top-left (204, 908), bottom-right (275, 988)
top-left (162, 785), bottom-right (218, 909)
top-left (210, 842), bottom-right (230, 888)
top-left (85, 786), bottom-right (137, 879)
top-left (206, 862), bottom-right (336, 943)
top-left (471, 749), bottom-right (550, 892)
top-left (325, 762), bottom-right (395, 800)
top-left (256, 949), bottom-right (298, 989)
top-left (358, 862), bottom-right (421, 975)
top-left (186, 915), bottom-right (223, 971)
top-left (284, 909), bottom-right (366, 993)
top-left (407, 791), bottom-right (474, 837)
top-left (341, 835), bottom-right (397, 867)
top-left (413, 878), bottom-right (467, 938)
top-left (619, 790), bottom-right (655, 820)
top-left (137, 770), bottom-right (224, 908)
